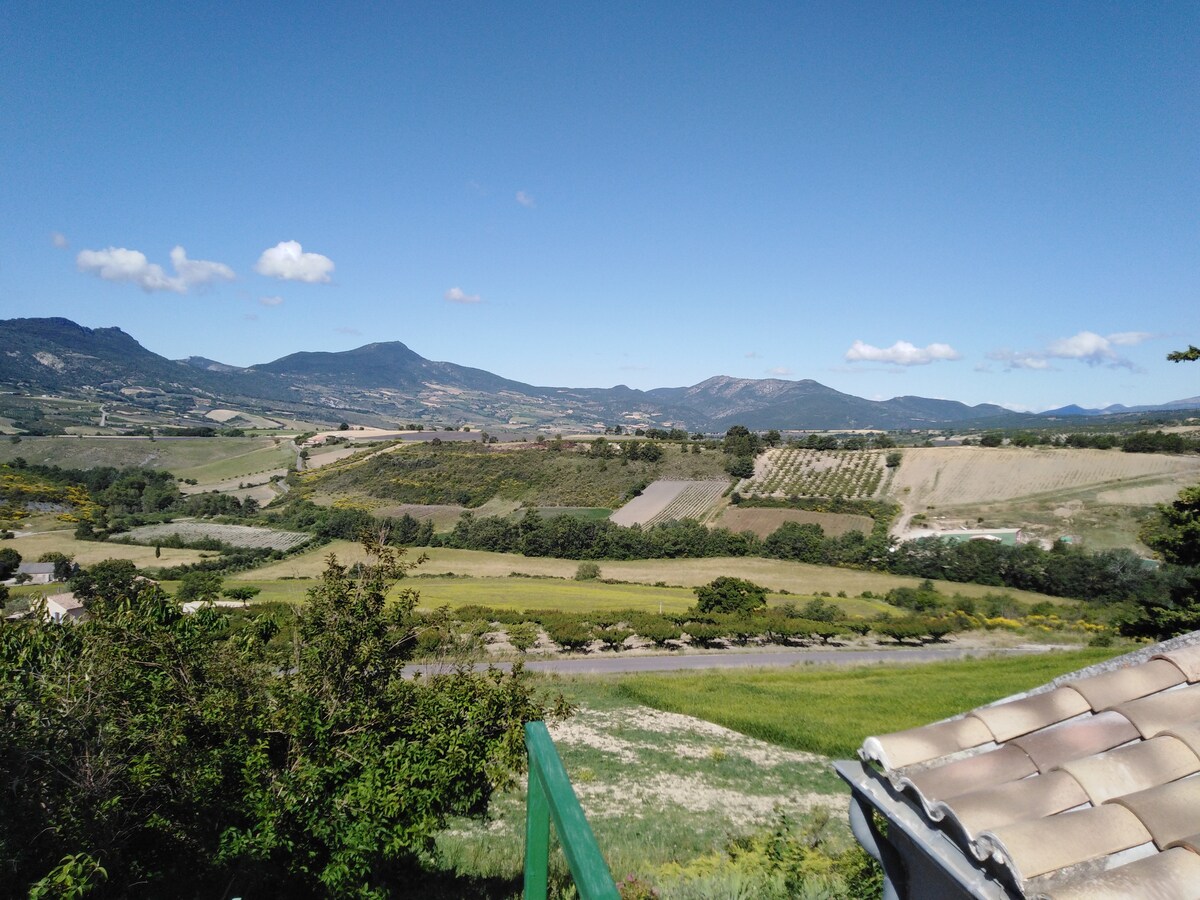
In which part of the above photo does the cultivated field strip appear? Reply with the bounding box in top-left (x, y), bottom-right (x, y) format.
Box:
top-left (609, 480), bottom-right (727, 526)
top-left (120, 521), bottom-right (312, 551)
top-left (739, 448), bottom-right (888, 499)
top-left (891, 447), bottom-right (1200, 507)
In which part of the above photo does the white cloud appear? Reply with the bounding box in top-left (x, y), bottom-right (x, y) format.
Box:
top-left (335, 326), bottom-right (361, 336)
top-left (744, 351), bottom-right (762, 359)
top-left (444, 286), bottom-right (482, 304)
top-left (989, 330), bottom-right (1147, 372)
top-left (259, 295), bottom-right (284, 307)
top-left (516, 190), bottom-right (535, 208)
top-left (254, 240), bottom-right (334, 283)
top-left (169, 246), bottom-right (235, 288)
top-left (51, 232), bottom-right (69, 249)
top-left (1106, 331), bottom-right (1153, 347)
top-left (766, 366), bottom-right (794, 377)
top-left (845, 340), bottom-right (961, 366)
top-left (76, 245), bottom-right (234, 293)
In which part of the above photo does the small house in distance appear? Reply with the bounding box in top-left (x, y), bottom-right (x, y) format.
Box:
top-left (6, 562), bottom-right (57, 585)
top-left (44, 592), bottom-right (86, 624)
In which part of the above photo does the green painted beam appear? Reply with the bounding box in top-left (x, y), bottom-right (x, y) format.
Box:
top-left (523, 721), bottom-right (619, 900)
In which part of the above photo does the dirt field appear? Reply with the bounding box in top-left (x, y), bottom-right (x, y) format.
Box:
top-left (888, 446), bottom-right (1200, 549)
top-left (890, 446), bottom-right (1200, 508)
top-left (716, 507), bottom-right (873, 539)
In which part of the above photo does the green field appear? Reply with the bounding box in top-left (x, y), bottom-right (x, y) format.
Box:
top-left (233, 544), bottom-right (1068, 606)
top-left (302, 440), bottom-right (730, 509)
top-left (0, 435), bottom-right (295, 483)
top-left (611, 648), bottom-right (1121, 757)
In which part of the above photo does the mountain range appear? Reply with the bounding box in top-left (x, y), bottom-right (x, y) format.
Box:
top-left (1, 317), bottom-right (1196, 432)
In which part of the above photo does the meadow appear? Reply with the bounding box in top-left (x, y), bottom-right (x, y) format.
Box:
top-left (0, 435), bottom-right (297, 484)
top-left (434, 648), bottom-right (1123, 898)
top-left (229, 543), bottom-right (1069, 607)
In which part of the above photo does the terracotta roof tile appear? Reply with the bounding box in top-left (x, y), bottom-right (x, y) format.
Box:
top-left (941, 768), bottom-right (1089, 843)
top-left (847, 632), bottom-right (1200, 896)
top-left (860, 714), bottom-right (993, 769)
top-left (1055, 735), bottom-right (1200, 805)
top-left (1034, 846), bottom-right (1200, 900)
top-left (1110, 775), bottom-right (1200, 849)
top-left (1111, 683), bottom-right (1200, 738)
top-left (970, 686), bottom-right (1091, 743)
top-left (1154, 644), bottom-right (1200, 682)
top-left (979, 803), bottom-right (1152, 880)
top-left (1007, 710), bottom-right (1139, 772)
top-left (905, 744), bottom-right (1036, 806)
top-left (1065, 658), bottom-right (1186, 709)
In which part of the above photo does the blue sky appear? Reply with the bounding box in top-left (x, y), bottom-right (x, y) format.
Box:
top-left (2, 2), bottom-right (1196, 411)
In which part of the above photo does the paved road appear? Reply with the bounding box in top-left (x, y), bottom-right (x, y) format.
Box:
top-left (407, 644), bottom-right (1055, 677)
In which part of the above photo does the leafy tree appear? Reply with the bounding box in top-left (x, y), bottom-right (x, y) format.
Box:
top-left (176, 570), bottom-right (224, 603)
top-left (726, 455), bottom-right (755, 478)
top-left (694, 576), bottom-right (768, 614)
top-left (0, 546), bottom-right (21, 580)
top-left (1167, 345), bottom-right (1200, 362)
top-left (979, 433), bottom-right (1003, 447)
top-left (885, 451), bottom-right (902, 468)
top-left (223, 585), bottom-right (261, 606)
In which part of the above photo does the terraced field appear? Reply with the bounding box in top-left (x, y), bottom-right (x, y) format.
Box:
top-left (738, 449), bottom-right (890, 499)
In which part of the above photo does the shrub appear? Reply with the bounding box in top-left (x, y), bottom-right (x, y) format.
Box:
top-left (575, 561), bottom-right (602, 581)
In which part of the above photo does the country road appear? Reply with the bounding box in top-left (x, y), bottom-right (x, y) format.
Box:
top-left (407, 643), bottom-right (1058, 677)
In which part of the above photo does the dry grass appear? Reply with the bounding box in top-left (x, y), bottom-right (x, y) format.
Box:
top-left (890, 446), bottom-right (1200, 508)
top-left (234, 545), bottom-right (1064, 605)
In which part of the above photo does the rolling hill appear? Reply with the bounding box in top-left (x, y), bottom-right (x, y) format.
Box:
top-left (1, 317), bottom-right (1195, 432)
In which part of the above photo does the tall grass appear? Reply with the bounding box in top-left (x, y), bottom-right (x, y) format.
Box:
top-left (613, 648), bottom-right (1122, 757)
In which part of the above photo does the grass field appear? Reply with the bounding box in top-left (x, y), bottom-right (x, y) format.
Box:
top-left (5, 527), bottom-right (207, 568)
top-left (0, 435), bottom-right (296, 483)
top-left (231, 544), bottom-right (1069, 606)
top-left (611, 647), bottom-right (1121, 757)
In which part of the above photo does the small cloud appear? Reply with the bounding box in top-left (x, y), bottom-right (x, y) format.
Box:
top-left (244, 313), bottom-right (259, 321)
top-left (974, 363), bottom-right (994, 373)
top-left (335, 326), bottom-right (361, 336)
top-left (766, 366), bottom-right (794, 377)
top-left (445, 286), bottom-right (482, 304)
top-left (254, 240), bottom-right (334, 283)
top-left (1107, 331), bottom-right (1153, 346)
top-left (169, 246), bottom-right (235, 288)
top-left (76, 245), bottom-right (234, 293)
top-left (259, 295), bottom-right (284, 307)
top-left (989, 330), bottom-right (1145, 372)
top-left (51, 232), bottom-right (69, 249)
top-left (845, 340), bottom-right (961, 366)
top-left (744, 351), bottom-right (762, 359)
top-left (516, 190), bottom-right (535, 208)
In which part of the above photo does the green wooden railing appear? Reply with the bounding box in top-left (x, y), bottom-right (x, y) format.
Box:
top-left (523, 721), bottom-right (620, 900)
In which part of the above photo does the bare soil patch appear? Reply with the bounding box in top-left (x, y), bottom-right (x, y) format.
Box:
top-left (717, 507), bottom-right (873, 539)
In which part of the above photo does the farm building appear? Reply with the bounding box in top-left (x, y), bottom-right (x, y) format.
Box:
top-left (838, 632), bottom-right (1200, 898)
top-left (44, 592), bottom-right (86, 624)
top-left (12, 562), bottom-right (56, 584)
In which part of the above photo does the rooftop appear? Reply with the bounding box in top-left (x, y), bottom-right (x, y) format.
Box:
top-left (839, 633), bottom-right (1200, 899)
